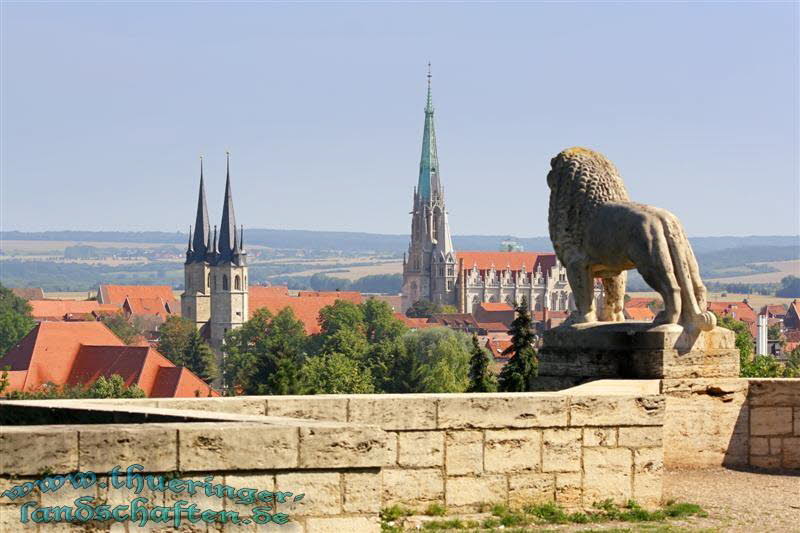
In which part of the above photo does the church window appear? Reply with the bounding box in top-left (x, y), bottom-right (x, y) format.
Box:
top-left (207, 273), bottom-right (211, 289)
top-left (447, 280), bottom-right (453, 290)
top-left (447, 266), bottom-right (454, 276)
top-left (234, 275), bottom-right (241, 290)
top-left (223, 275), bottom-right (229, 291)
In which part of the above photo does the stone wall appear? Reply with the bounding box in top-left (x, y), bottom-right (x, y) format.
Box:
top-left (663, 378), bottom-right (800, 470)
top-left (152, 392), bottom-right (666, 511)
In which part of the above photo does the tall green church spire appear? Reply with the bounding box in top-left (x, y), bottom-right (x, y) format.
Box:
top-left (418, 63), bottom-right (440, 201)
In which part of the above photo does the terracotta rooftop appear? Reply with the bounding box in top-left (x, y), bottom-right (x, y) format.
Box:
top-left (11, 288), bottom-right (45, 300)
top-left (98, 285), bottom-right (175, 306)
top-left (249, 286), bottom-right (290, 298)
top-left (707, 301), bottom-right (757, 324)
top-left (297, 291), bottom-right (363, 304)
top-left (625, 307), bottom-right (655, 321)
top-left (625, 297), bottom-right (658, 309)
top-left (28, 300), bottom-right (120, 321)
top-left (393, 313), bottom-right (435, 329)
top-left (123, 297), bottom-right (177, 319)
top-left (0, 321), bottom-right (217, 398)
top-left (478, 302), bottom-right (514, 312)
top-left (249, 294), bottom-right (356, 334)
top-left (760, 304), bottom-right (787, 317)
top-left (458, 251), bottom-right (557, 272)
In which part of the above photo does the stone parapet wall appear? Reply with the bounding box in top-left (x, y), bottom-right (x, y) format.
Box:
top-left (151, 392), bottom-right (666, 511)
top-left (662, 378), bottom-right (800, 470)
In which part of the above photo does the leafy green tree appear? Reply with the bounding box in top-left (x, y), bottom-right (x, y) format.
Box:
top-left (776, 275), bottom-right (800, 297)
top-left (223, 308), bottom-right (308, 395)
top-left (405, 299), bottom-right (457, 319)
top-left (157, 316), bottom-right (218, 382)
top-left (301, 353), bottom-right (374, 394)
top-left (0, 366), bottom-right (9, 396)
top-left (715, 314), bottom-right (755, 375)
top-left (100, 313), bottom-right (145, 345)
top-left (767, 323), bottom-right (785, 350)
top-left (393, 327), bottom-right (472, 393)
top-left (467, 334), bottom-right (496, 393)
top-left (0, 284), bottom-right (36, 355)
top-left (498, 297), bottom-right (538, 392)
top-left (87, 375), bottom-right (146, 398)
top-left (362, 298), bottom-right (406, 343)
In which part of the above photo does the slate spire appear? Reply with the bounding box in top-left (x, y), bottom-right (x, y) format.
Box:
top-left (187, 157), bottom-right (211, 263)
top-left (217, 151), bottom-right (238, 263)
top-left (418, 63), bottom-right (441, 202)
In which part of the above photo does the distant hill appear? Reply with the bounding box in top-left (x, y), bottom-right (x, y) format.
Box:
top-left (3, 230), bottom-right (796, 255)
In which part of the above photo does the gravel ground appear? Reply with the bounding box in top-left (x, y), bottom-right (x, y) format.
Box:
top-left (663, 467), bottom-right (800, 532)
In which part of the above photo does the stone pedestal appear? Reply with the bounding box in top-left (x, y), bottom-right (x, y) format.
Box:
top-left (537, 322), bottom-right (740, 381)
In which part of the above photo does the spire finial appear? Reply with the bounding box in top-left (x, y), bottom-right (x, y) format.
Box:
top-left (425, 62), bottom-right (433, 113)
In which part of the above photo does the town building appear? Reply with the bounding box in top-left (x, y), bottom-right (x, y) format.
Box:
top-left (401, 69), bottom-right (574, 315)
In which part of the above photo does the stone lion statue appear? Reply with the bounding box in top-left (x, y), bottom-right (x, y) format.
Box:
top-left (547, 147), bottom-right (716, 331)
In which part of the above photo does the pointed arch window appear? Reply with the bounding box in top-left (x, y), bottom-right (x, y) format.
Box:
top-left (207, 273), bottom-right (211, 290)
top-left (223, 275), bottom-right (229, 291)
top-left (234, 275), bottom-right (241, 291)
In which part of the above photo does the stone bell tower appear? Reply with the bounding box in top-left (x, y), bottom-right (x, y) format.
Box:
top-left (181, 157), bottom-right (213, 329)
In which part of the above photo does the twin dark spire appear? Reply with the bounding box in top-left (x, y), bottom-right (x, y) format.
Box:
top-left (186, 153), bottom-right (246, 266)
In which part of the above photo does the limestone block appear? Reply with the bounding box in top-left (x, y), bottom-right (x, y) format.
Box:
top-left (349, 396), bottom-right (436, 430)
top-left (305, 516), bottom-right (379, 533)
top-left (484, 429), bottom-right (541, 473)
top-left (157, 397), bottom-right (267, 415)
top-left (0, 505), bottom-right (26, 533)
top-left (382, 431), bottom-right (398, 467)
top-left (397, 431), bottom-right (444, 467)
top-left (750, 407), bottom-right (793, 436)
top-left (747, 379), bottom-right (800, 407)
top-left (782, 437), bottom-right (800, 469)
top-left (0, 426), bottom-right (78, 476)
top-left (542, 428), bottom-right (581, 472)
top-left (382, 468), bottom-right (443, 507)
top-left (78, 426), bottom-right (178, 472)
top-left (555, 473), bottom-right (582, 508)
top-left (750, 437), bottom-right (769, 456)
top-left (178, 423), bottom-right (298, 471)
top-left (267, 397), bottom-right (347, 422)
top-left (445, 476), bottom-right (506, 508)
top-left (583, 447), bottom-right (632, 504)
top-left (770, 438), bottom-right (783, 455)
top-left (663, 379), bottom-right (749, 468)
top-left (507, 473), bottom-right (554, 507)
top-left (275, 472), bottom-right (341, 516)
top-left (570, 396), bottom-right (664, 427)
top-left (750, 455), bottom-right (781, 469)
top-left (38, 476), bottom-right (99, 508)
top-left (633, 447), bottom-right (663, 507)
top-left (618, 427), bottom-right (662, 448)
top-left (583, 427), bottom-right (616, 447)
top-left (222, 473), bottom-right (275, 516)
top-left (445, 431), bottom-right (483, 475)
top-left (796, 408), bottom-right (800, 436)
top-left (100, 474), bottom-right (166, 509)
top-left (299, 426), bottom-right (385, 468)
top-left (437, 395), bottom-right (568, 429)
top-left (343, 472), bottom-right (381, 513)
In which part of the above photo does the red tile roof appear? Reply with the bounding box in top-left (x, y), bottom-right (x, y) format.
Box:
top-left (485, 338), bottom-right (513, 360)
top-left (760, 304), bottom-right (787, 317)
top-left (625, 307), bottom-right (655, 321)
top-left (393, 313), bottom-right (435, 329)
top-left (0, 321), bottom-right (217, 398)
top-left (298, 291), bottom-right (363, 304)
top-left (625, 297), bottom-right (658, 309)
top-left (477, 322), bottom-right (510, 333)
top-left (458, 251), bottom-right (557, 272)
top-left (28, 300), bottom-right (120, 321)
top-left (98, 285), bottom-right (175, 306)
top-left (11, 288), bottom-right (45, 300)
top-left (249, 286), bottom-right (290, 298)
top-left (249, 295), bottom-right (349, 334)
top-left (123, 297), bottom-right (176, 319)
top-left (707, 301), bottom-right (757, 324)
top-left (479, 302), bottom-right (514, 312)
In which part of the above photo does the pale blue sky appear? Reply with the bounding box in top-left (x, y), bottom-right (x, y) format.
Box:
top-left (2, 2), bottom-right (798, 237)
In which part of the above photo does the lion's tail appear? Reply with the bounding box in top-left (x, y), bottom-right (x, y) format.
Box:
top-left (662, 215), bottom-right (716, 332)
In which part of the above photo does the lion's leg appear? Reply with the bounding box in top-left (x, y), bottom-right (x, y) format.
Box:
top-left (630, 228), bottom-right (682, 325)
top-left (565, 261), bottom-right (596, 324)
top-left (601, 273), bottom-right (626, 322)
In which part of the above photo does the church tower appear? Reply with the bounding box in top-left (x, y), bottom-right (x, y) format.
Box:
top-left (402, 66), bottom-right (457, 312)
top-left (181, 157), bottom-right (213, 328)
top-left (209, 152), bottom-right (248, 351)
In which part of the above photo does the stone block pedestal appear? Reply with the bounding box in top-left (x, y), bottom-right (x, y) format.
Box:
top-left (537, 322), bottom-right (740, 381)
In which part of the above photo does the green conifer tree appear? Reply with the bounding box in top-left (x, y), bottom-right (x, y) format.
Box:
top-left (466, 334), bottom-right (495, 393)
top-left (498, 296), bottom-right (538, 392)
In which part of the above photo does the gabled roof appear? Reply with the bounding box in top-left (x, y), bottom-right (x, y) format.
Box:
top-left (625, 307), bottom-right (655, 321)
top-left (476, 322), bottom-right (510, 333)
top-left (28, 300), bottom-right (120, 321)
top-left (458, 251), bottom-right (557, 273)
top-left (249, 286), bottom-right (290, 298)
top-left (485, 338), bottom-right (513, 360)
top-left (760, 304), bottom-right (787, 317)
top-left (297, 291), bottom-right (363, 304)
top-left (123, 297), bottom-right (175, 319)
top-left (393, 313), bottom-right (434, 329)
top-left (249, 295), bottom-right (348, 334)
top-left (0, 321), bottom-right (218, 398)
top-left (98, 285), bottom-right (174, 306)
top-left (625, 297), bottom-right (658, 309)
top-left (479, 302), bottom-right (514, 312)
top-left (707, 301), bottom-right (757, 324)
top-left (11, 288), bottom-right (45, 300)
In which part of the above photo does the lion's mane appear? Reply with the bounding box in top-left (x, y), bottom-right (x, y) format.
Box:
top-left (547, 147), bottom-right (630, 262)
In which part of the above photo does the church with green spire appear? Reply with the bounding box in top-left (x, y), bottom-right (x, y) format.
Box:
top-left (402, 66), bottom-right (458, 312)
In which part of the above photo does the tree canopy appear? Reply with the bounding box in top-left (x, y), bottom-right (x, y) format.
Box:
top-left (157, 316), bottom-right (218, 383)
top-left (0, 283), bottom-right (36, 355)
